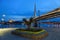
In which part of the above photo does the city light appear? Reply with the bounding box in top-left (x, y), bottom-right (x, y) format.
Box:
top-left (1, 18), bottom-right (4, 21)
top-left (2, 14), bottom-right (6, 17)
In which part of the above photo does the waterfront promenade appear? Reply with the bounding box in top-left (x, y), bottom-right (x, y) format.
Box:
top-left (0, 27), bottom-right (60, 40)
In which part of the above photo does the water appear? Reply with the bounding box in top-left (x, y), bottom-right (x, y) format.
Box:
top-left (0, 23), bottom-right (59, 28)
top-left (0, 24), bottom-right (26, 28)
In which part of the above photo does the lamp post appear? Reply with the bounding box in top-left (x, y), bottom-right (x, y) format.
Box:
top-left (2, 14), bottom-right (6, 21)
top-left (1, 14), bottom-right (6, 28)
top-left (38, 10), bottom-right (40, 28)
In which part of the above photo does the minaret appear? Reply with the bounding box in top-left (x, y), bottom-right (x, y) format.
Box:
top-left (34, 3), bottom-right (36, 18)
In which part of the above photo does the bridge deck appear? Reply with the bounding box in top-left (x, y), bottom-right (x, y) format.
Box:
top-left (34, 8), bottom-right (60, 21)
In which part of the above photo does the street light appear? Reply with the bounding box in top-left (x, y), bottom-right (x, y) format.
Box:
top-left (1, 14), bottom-right (6, 24)
top-left (2, 14), bottom-right (6, 17)
top-left (2, 14), bottom-right (6, 21)
top-left (1, 15), bottom-right (5, 28)
top-left (1, 18), bottom-right (4, 21)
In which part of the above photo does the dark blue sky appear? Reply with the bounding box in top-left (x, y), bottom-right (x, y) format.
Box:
top-left (0, 0), bottom-right (60, 21)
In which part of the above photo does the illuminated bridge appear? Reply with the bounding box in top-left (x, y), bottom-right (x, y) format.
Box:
top-left (33, 8), bottom-right (60, 28)
top-left (34, 8), bottom-right (60, 21)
